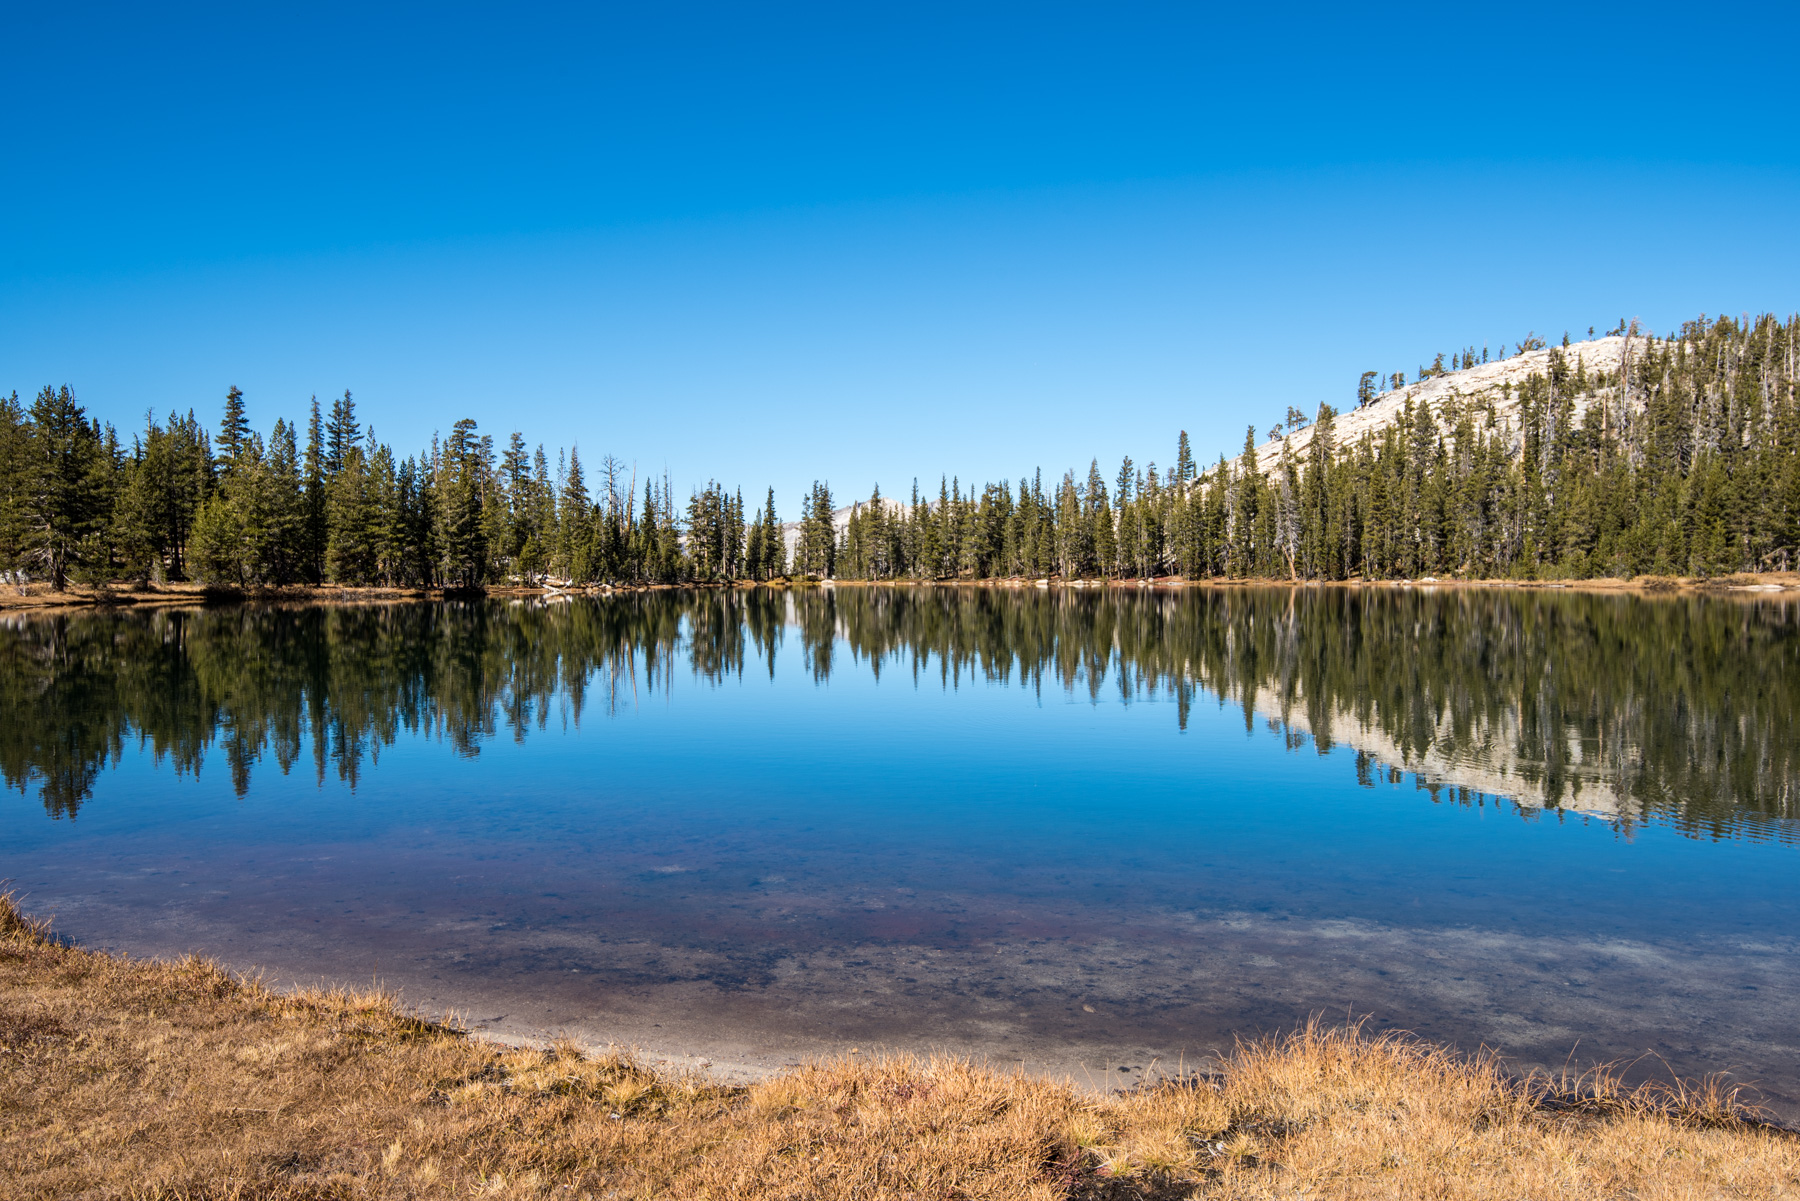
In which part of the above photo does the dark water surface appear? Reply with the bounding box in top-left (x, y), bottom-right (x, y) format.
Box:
top-left (4, 587), bottom-right (1798, 1108)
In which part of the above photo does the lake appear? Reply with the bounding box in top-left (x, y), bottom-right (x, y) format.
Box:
top-left (3, 586), bottom-right (1798, 1112)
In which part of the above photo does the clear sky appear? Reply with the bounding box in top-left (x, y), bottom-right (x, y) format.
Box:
top-left (6, 2), bottom-right (1800, 509)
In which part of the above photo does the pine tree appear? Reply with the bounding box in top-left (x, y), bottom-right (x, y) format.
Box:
top-left (558, 446), bottom-right (590, 583)
top-left (763, 487), bottom-right (785, 578)
top-left (495, 432), bottom-right (531, 578)
top-left (1174, 432), bottom-right (1195, 490)
top-left (24, 386), bottom-right (107, 590)
top-left (1227, 427), bottom-right (1261, 576)
top-left (188, 488), bottom-right (241, 586)
top-left (216, 386), bottom-right (250, 473)
top-left (116, 412), bottom-right (189, 581)
top-left (797, 482), bottom-right (835, 578)
top-left (325, 391), bottom-right (358, 478)
top-left (368, 441), bottom-right (402, 584)
top-left (265, 418), bottom-right (305, 583)
top-left (395, 453), bottom-right (434, 587)
top-left (438, 418), bottom-right (490, 589)
top-left (0, 394), bottom-right (33, 578)
top-left (728, 486), bottom-right (746, 580)
top-left (325, 439), bottom-right (379, 585)
top-left (302, 397), bottom-right (327, 583)
top-left (1090, 462), bottom-right (1116, 579)
top-left (530, 447), bottom-right (557, 578)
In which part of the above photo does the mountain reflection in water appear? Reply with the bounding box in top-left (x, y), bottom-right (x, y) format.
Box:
top-left (5, 587), bottom-right (1796, 842)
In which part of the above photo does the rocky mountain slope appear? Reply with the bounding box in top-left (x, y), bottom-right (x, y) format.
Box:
top-left (1253, 335), bottom-right (1633, 475)
top-left (780, 335), bottom-right (1642, 563)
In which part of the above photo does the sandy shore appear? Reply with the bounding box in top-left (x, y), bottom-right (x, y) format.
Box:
top-left (3, 571), bottom-right (1795, 613)
top-left (0, 581), bottom-right (544, 613)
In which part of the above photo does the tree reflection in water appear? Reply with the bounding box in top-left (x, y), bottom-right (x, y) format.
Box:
top-left (3, 587), bottom-right (1795, 843)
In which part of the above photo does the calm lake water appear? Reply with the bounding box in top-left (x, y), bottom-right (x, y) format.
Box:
top-left (4, 587), bottom-right (1798, 1109)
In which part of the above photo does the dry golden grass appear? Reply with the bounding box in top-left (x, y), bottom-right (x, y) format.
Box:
top-left (3, 893), bottom-right (1796, 1200)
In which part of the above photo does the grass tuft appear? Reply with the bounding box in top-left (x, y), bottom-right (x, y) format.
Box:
top-left (0, 889), bottom-right (53, 944)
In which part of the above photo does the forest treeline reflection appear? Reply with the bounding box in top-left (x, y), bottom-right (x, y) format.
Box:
top-left (3, 587), bottom-right (1795, 843)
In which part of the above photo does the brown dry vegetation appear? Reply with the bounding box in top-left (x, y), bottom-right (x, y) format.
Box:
top-left (3, 895), bottom-right (1797, 1200)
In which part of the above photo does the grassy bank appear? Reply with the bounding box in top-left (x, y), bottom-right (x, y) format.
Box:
top-left (3, 898), bottom-right (1796, 1199)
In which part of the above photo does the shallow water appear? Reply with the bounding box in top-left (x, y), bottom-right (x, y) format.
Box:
top-left (4, 588), bottom-right (1798, 1109)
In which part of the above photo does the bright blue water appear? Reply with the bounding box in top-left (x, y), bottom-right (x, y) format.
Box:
top-left (3, 588), bottom-right (1797, 1105)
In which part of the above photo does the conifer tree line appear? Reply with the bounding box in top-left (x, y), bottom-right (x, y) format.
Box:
top-left (831, 312), bottom-right (1800, 581)
top-left (0, 388), bottom-right (783, 590)
top-left (2, 311), bottom-right (1797, 589)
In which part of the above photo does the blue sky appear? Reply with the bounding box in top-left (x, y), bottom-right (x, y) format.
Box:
top-left (6, 2), bottom-right (1799, 508)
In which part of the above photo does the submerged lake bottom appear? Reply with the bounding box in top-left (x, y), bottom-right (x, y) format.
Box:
top-left (4, 587), bottom-right (1798, 1112)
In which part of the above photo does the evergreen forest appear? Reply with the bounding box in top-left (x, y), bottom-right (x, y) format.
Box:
top-left (3, 312), bottom-right (1798, 589)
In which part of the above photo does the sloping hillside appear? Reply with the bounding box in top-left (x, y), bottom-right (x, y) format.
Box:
top-left (772, 314), bottom-right (1798, 582)
top-left (783, 337), bottom-right (1640, 564)
top-left (1253, 335), bottom-right (1633, 475)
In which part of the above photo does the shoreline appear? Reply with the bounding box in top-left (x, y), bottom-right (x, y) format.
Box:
top-left (4, 893), bottom-right (1795, 1198)
top-left (3, 570), bottom-right (1795, 613)
top-left (27, 868), bottom-right (1800, 1121)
